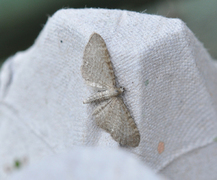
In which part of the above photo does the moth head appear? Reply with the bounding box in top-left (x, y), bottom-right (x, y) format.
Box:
top-left (119, 87), bottom-right (125, 93)
top-left (114, 87), bottom-right (124, 96)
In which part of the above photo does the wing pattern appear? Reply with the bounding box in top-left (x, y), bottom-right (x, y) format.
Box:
top-left (81, 33), bottom-right (116, 90)
top-left (81, 33), bottom-right (140, 147)
top-left (93, 97), bottom-right (140, 147)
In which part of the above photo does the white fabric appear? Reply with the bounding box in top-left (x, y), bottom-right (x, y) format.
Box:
top-left (0, 8), bottom-right (217, 179)
top-left (160, 142), bottom-right (217, 180)
top-left (7, 147), bottom-right (165, 180)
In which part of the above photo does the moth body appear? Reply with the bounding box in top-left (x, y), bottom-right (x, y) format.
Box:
top-left (83, 87), bottom-right (124, 104)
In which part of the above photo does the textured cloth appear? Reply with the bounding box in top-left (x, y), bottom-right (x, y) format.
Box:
top-left (160, 142), bottom-right (217, 180)
top-left (7, 147), bottom-right (165, 180)
top-left (0, 8), bottom-right (217, 179)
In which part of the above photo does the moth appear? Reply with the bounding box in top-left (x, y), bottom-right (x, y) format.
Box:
top-left (81, 33), bottom-right (140, 147)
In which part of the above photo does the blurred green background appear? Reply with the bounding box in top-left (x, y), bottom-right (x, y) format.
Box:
top-left (0, 0), bottom-right (217, 65)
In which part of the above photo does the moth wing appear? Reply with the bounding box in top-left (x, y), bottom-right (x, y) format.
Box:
top-left (93, 97), bottom-right (140, 147)
top-left (81, 33), bottom-right (116, 90)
